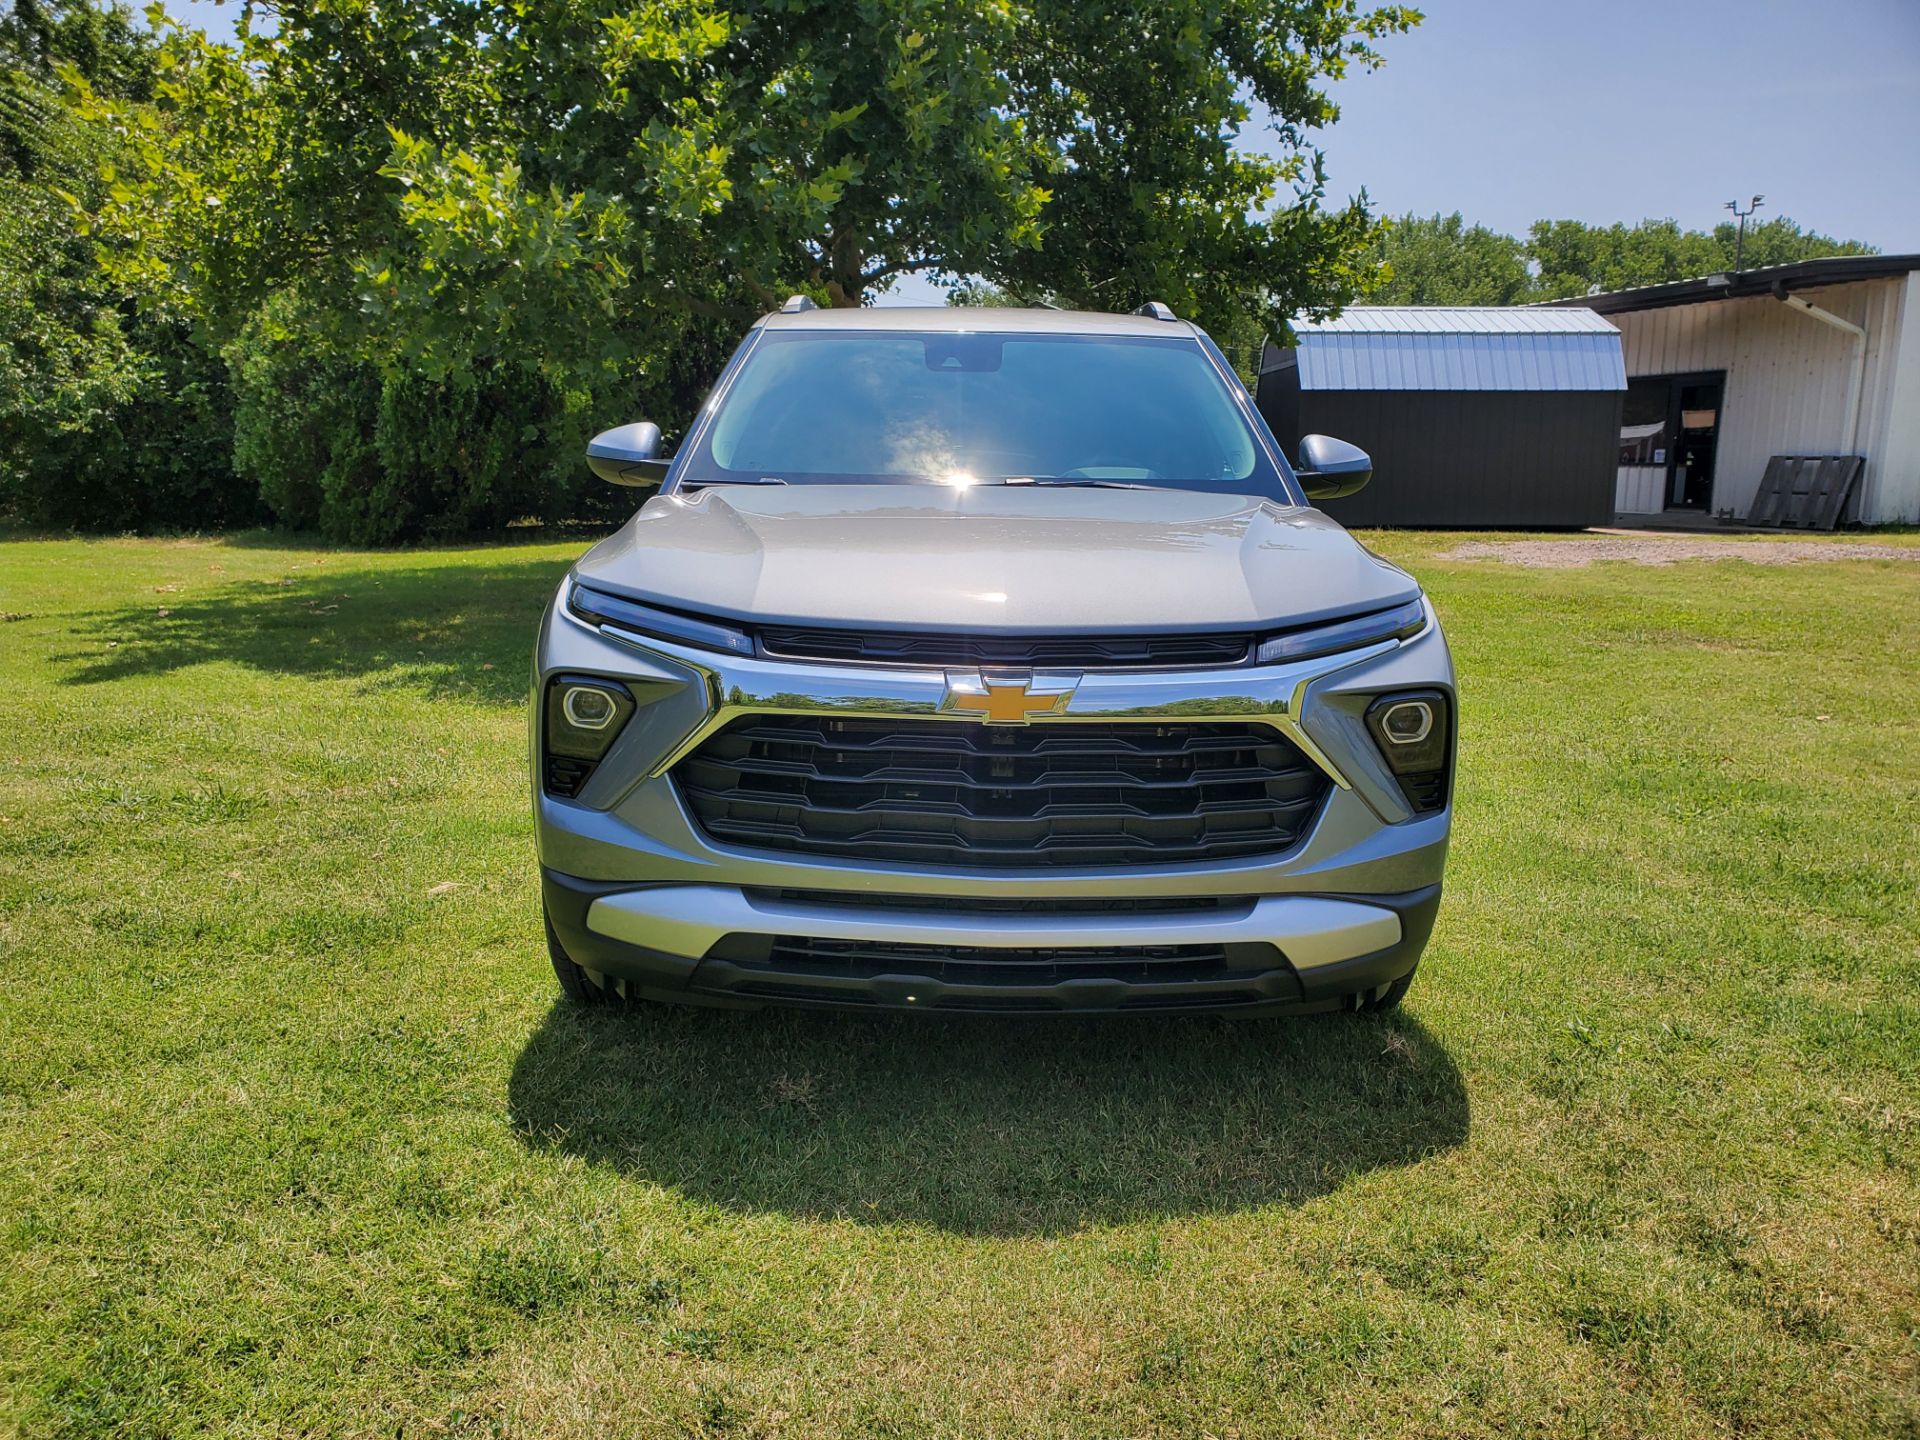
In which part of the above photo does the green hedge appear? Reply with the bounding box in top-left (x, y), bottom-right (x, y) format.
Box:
top-left (226, 301), bottom-right (626, 545)
top-left (0, 310), bottom-right (260, 533)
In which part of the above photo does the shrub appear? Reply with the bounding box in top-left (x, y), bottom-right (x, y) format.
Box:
top-left (227, 295), bottom-right (624, 545)
top-left (226, 300), bottom-right (379, 535)
top-left (10, 315), bottom-right (258, 532)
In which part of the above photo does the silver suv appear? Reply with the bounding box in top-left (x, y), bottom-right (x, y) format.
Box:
top-left (532, 302), bottom-right (1454, 1015)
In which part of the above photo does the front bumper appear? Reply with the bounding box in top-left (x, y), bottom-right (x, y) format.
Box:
top-left (544, 869), bottom-right (1441, 1014)
top-left (532, 581), bottom-right (1455, 1014)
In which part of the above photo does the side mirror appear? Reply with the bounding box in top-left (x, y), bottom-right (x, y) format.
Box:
top-left (587, 421), bottom-right (670, 487)
top-left (1296, 433), bottom-right (1372, 500)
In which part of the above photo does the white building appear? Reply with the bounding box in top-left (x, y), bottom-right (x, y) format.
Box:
top-left (1556, 255), bottom-right (1920, 525)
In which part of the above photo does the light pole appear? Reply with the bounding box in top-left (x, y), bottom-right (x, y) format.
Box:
top-left (1725, 194), bottom-right (1765, 274)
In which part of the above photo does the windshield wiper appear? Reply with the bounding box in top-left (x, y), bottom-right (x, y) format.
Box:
top-left (1001, 476), bottom-right (1168, 491)
top-left (680, 476), bottom-right (789, 488)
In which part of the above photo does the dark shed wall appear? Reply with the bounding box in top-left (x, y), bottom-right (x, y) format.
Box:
top-left (1256, 380), bottom-right (1623, 527)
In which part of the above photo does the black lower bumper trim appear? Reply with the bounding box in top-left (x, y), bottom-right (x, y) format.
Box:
top-left (1294, 882), bottom-right (1441, 1002)
top-left (691, 955), bottom-right (1301, 1014)
top-left (540, 870), bottom-right (701, 994)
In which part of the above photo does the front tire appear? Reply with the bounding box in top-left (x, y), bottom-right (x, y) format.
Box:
top-left (546, 912), bottom-right (619, 1007)
top-left (1349, 967), bottom-right (1416, 1013)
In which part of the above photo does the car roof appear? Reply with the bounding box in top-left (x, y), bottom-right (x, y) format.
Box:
top-left (757, 305), bottom-right (1199, 338)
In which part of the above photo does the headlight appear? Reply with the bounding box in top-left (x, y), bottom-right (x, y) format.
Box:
top-left (543, 675), bottom-right (637, 798)
top-left (1256, 597), bottom-right (1426, 665)
top-left (1365, 689), bottom-right (1451, 813)
top-left (567, 581), bottom-right (753, 656)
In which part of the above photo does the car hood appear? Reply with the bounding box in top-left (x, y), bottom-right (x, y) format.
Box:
top-left (572, 484), bottom-right (1420, 634)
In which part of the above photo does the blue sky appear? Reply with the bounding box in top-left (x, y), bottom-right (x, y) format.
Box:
top-left (164, 0), bottom-right (1920, 307)
top-left (1307, 0), bottom-right (1920, 246)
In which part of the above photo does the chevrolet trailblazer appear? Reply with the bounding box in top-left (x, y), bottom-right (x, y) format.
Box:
top-left (531, 300), bottom-right (1454, 1015)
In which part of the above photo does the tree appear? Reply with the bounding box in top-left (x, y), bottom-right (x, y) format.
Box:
top-left (72, 1), bottom-right (718, 540)
top-left (87, 0), bottom-right (1419, 347)
top-left (1360, 213), bottom-right (1882, 307)
top-left (1707, 215), bottom-right (1875, 272)
top-left (67, 0), bottom-right (1420, 539)
top-left (1528, 216), bottom-right (1876, 299)
top-left (0, 0), bottom-right (253, 530)
top-left (1527, 218), bottom-right (1718, 298)
top-left (986, 0), bottom-right (1417, 339)
top-left (1363, 212), bottom-right (1532, 305)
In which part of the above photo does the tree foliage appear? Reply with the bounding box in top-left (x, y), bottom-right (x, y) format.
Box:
top-left (987, 0), bottom-right (1413, 334)
top-left (1365, 212), bottom-right (1533, 305)
top-left (1527, 215), bottom-right (1876, 299)
top-left (1366, 211), bottom-right (1878, 308)
top-left (87, 0), bottom-right (1420, 342)
top-left (0, 0), bottom-right (256, 529)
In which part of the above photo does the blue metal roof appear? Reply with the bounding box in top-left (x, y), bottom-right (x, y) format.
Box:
top-left (1276, 307), bottom-right (1625, 393)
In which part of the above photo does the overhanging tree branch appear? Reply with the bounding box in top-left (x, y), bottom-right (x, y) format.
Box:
top-left (858, 256), bottom-right (944, 286)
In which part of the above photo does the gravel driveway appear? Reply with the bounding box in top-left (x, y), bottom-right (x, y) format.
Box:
top-left (1443, 533), bottom-right (1919, 568)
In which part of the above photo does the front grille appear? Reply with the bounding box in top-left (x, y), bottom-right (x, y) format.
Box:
top-left (674, 716), bottom-right (1330, 868)
top-left (757, 627), bottom-right (1249, 669)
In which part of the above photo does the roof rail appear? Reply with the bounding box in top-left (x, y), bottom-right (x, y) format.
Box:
top-left (1134, 301), bottom-right (1177, 321)
top-left (780, 294), bottom-right (818, 314)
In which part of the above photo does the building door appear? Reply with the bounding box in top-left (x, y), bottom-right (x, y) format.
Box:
top-left (1620, 372), bottom-right (1724, 512)
top-left (1671, 376), bottom-right (1722, 510)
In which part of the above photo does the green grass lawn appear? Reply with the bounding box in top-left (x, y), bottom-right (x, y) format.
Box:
top-left (2, 529), bottom-right (1916, 1438)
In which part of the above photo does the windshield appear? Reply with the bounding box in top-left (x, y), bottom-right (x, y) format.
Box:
top-left (682, 330), bottom-right (1291, 499)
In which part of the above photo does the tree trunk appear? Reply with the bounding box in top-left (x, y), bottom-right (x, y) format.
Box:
top-left (826, 228), bottom-right (863, 307)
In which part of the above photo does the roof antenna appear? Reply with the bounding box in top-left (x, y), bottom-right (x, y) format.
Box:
top-left (1724, 195), bottom-right (1765, 275)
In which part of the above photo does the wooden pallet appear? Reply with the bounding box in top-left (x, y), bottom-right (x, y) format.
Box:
top-left (1745, 455), bottom-right (1863, 530)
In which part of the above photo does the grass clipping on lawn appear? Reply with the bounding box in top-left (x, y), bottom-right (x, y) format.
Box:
top-left (0, 530), bottom-right (1915, 1439)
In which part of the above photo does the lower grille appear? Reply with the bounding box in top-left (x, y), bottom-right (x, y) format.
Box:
top-left (697, 933), bottom-right (1299, 1012)
top-left (725, 983), bottom-right (1277, 1012)
top-left (768, 936), bottom-right (1235, 985)
top-left (674, 717), bottom-right (1330, 869)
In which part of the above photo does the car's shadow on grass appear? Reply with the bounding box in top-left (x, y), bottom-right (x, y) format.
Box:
top-left (51, 552), bottom-right (575, 707)
top-left (508, 1001), bottom-right (1468, 1235)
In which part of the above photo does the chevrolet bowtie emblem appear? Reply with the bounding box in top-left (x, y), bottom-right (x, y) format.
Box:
top-left (941, 671), bottom-right (1078, 725)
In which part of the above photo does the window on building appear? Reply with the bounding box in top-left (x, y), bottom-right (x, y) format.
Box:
top-left (1620, 378), bottom-right (1671, 466)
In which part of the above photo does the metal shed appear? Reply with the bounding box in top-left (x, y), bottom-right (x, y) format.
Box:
top-left (1257, 307), bottom-right (1627, 527)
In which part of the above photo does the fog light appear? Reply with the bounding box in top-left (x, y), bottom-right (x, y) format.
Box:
top-left (562, 685), bottom-right (617, 730)
top-left (1365, 689), bottom-right (1452, 814)
top-left (543, 676), bottom-right (638, 798)
top-left (1377, 699), bottom-right (1434, 745)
